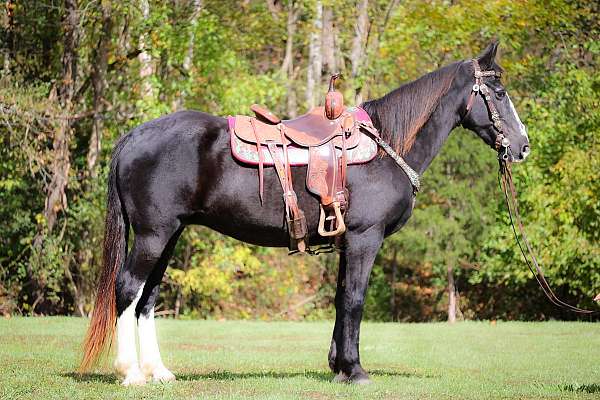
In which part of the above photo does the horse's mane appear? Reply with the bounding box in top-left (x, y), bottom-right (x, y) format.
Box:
top-left (362, 62), bottom-right (461, 155)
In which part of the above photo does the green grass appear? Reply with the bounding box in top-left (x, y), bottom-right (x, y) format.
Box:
top-left (0, 318), bottom-right (599, 399)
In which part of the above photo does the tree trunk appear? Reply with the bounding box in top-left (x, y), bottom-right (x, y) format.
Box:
top-left (173, 0), bottom-right (203, 111)
top-left (86, 1), bottom-right (112, 176)
top-left (174, 239), bottom-right (193, 318)
top-left (2, 0), bottom-right (15, 76)
top-left (447, 263), bottom-right (457, 324)
top-left (321, 7), bottom-right (336, 74)
top-left (280, 1), bottom-right (296, 75)
top-left (138, 0), bottom-right (153, 99)
top-left (390, 248), bottom-right (398, 321)
top-left (306, 0), bottom-right (322, 110)
top-left (281, 1), bottom-right (297, 117)
top-left (265, 0), bottom-right (281, 19)
top-left (183, 0), bottom-right (202, 72)
top-left (350, 0), bottom-right (369, 104)
top-left (356, 0), bottom-right (399, 102)
top-left (43, 0), bottom-right (79, 232)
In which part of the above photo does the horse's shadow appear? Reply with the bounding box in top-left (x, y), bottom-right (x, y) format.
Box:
top-left (177, 369), bottom-right (435, 382)
top-left (63, 372), bottom-right (119, 384)
top-left (64, 368), bottom-right (435, 384)
top-left (559, 383), bottom-right (600, 394)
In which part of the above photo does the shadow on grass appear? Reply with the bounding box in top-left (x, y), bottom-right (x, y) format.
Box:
top-left (62, 372), bottom-right (118, 384)
top-left (177, 369), bottom-right (437, 382)
top-left (559, 383), bottom-right (600, 394)
top-left (177, 370), bottom-right (332, 382)
top-left (63, 369), bottom-right (436, 384)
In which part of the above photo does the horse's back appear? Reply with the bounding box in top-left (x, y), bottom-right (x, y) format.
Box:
top-left (122, 110), bottom-right (227, 154)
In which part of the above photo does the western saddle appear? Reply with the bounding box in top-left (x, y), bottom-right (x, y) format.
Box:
top-left (229, 75), bottom-right (378, 252)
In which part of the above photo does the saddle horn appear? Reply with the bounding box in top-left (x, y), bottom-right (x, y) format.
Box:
top-left (324, 74), bottom-right (344, 120)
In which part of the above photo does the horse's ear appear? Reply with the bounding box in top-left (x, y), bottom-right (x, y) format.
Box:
top-left (477, 40), bottom-right (499, 69)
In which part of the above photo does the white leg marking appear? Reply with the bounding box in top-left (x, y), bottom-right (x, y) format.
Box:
top-left (115, 285), bottom-right (147, 386)
top-left (139, 308), bottom-right (175, 383)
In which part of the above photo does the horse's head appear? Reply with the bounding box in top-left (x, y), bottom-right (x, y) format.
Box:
top-left (461, 41), bottom-right (530, 162)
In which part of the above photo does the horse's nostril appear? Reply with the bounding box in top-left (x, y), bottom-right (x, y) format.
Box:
top-left (522, 144), bottom-right (530, 154)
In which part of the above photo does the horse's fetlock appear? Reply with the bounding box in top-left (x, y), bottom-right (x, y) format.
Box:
top-left (114, 358), bottom-right (135, 376)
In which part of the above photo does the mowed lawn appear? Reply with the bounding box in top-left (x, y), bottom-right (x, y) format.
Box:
top-left (1, 318), bottom-right (599, 399)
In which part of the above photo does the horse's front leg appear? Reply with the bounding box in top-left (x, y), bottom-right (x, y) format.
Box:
top-left (333, 226), bottom-right (383, 384)
top-left (328, 253), bottom-right (346, 374)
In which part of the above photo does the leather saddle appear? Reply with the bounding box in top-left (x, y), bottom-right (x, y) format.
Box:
top-left (235, 105), bottom-right (361, 148)
top-left (229, 76), bottom-right (378, 252)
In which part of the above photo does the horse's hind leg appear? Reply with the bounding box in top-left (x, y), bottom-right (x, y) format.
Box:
top-left (136, 228), bottom-right (183, 383)
top-left (114, 224), bottom-right (180, 386)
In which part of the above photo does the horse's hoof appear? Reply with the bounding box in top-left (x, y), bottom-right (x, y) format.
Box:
top-left (349, 374), bottom-right (372, 385)
top-left (332, 372), bottom-right (349, 383)
top-left (122, 367), bottom-right (147, 386)
top-left (152, 366), bottom-right (176, 383)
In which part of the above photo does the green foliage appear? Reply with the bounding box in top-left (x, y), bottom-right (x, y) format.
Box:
top-left (0, 0), bottom-right (597, 320)
top-left (164, 227), bottom-right (336, 320)
top-left (359, 0), bottom-right (600, 321)
top-left (473, 59), bottom-right (600, 311)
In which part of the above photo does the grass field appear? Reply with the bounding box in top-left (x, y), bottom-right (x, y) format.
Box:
top-left (1, 318), bottom-right (599, 399)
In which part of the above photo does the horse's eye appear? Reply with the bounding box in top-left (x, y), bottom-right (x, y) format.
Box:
top-left (496, 90), bottom-right (506, 100)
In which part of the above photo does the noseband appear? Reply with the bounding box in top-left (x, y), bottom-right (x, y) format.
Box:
top-left (463, 59), bottom-right (511, 161)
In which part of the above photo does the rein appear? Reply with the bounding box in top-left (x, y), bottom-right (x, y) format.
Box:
top-left (498, 160), bottom-right (595, 314)
top-left (467, 58), bottom-right (594, 314)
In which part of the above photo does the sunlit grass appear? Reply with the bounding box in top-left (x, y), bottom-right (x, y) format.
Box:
top-left (0, 317), bottom-right (599, 399)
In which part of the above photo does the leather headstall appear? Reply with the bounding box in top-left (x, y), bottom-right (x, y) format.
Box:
top-left (463, 59), bottom-right (510, 160)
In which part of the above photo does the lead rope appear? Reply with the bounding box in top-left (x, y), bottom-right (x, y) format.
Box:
top-left (498, 160), bottom-right (595, 314)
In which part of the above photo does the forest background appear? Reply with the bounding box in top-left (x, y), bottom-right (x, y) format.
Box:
top-left (1, 0), bottom-right (598, 321)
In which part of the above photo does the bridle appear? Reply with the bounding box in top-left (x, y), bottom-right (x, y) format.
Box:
top-left (461, 60), bottom-right (597, 315)
top-left (463, 59), bottom-right (511, 162)
top-left (461, 59), bottom-right (596, 315)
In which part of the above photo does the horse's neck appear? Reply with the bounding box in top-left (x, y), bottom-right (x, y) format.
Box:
top-left (404, 86), bottom-right (464, 175)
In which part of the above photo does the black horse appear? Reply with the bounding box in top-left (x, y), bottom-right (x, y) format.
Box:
top-left (80, 42), bottom-right (530, 385)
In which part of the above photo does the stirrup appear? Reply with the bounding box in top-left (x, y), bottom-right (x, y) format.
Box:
top-left (318, 202), bottom-right (346, 237)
